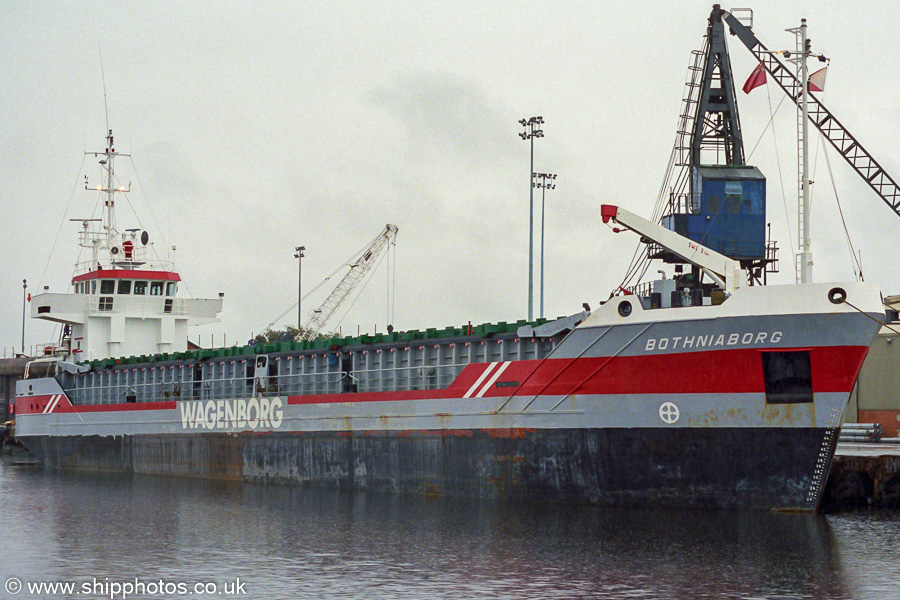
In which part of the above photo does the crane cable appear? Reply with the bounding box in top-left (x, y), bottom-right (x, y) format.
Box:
top-left (333, 243), bottom-right (391, 331)
top-left (820, 131), bottom-right (863, 280)
top-left (258, 229), bottom-right (398, 335)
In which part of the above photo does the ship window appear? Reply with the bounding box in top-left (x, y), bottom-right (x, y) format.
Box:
top-left (761, 350), bottom-right (813, 404)
top-left (134, 281), bottom-right (147, 295)
top-left (166, 282), bottom-right (176, 296)
top-left (118, 280), bottom-right (132, 294)
top-left (727, 195), bottom-right (742, 214)
top-left (164, 299), bottom-right (173, 313)
top-left (707, 194), bottom-right (721, 214)
top-left (150, 281), bottom-right (164, 296)
top-left (99, 297), bottom-right (114, 312)
top-left (100, 280), bottom-right (115, 294)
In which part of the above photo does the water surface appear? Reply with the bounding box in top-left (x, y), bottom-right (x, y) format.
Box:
top-left (1, 458), bottom-right (898, 599)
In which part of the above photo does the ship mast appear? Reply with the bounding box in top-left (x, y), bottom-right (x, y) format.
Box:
top-left (788, 19), bottom-right (813, 283)
top-left (88, 130), bottom-right (130, 245)
top-left (85, 130), bottom-right (130, 267)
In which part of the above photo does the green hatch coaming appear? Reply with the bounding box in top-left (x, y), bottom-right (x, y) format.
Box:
top-left (81, 317), bottom-right (553, 369)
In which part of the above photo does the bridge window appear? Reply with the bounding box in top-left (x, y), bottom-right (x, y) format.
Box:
top-left (117, 280), bottom-right (132, 294)
top-left (134, 281), bottom-right (147, 295)
top-left (150, 281), bottom-right (164, 296)
top-left (166, 282), bottom-right (177, 296)
top-left (761, 350), bottom-right (813, 404)
top-left (100, 280), bottom-right (115, 294)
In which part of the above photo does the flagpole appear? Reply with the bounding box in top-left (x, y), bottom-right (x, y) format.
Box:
top-left (799, 18), bottom-right (812, 284)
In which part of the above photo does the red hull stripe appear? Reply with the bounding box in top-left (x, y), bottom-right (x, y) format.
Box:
top-left (72, 269), bottom-right (181, 283)
top-left (15, 346), bottom-right (868, 414)
top-left (288, 345), bottom-right (867, 404)
top-left (16, 395), bottom-right (175, 415)
top-left (486, 345), bottom-right (868, 397)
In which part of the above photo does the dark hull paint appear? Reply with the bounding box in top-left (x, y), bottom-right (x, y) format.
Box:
top-left (20, 426), bottom-right (836, 511)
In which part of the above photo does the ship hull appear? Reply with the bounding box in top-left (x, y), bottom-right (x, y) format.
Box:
top-left (14, 282), bottom-right (886, 511)
top-left (19, 425), bottom-right (837, 510)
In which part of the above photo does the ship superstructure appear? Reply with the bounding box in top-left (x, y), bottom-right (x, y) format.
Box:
top-left (30, 130), bottom-right (222, 361)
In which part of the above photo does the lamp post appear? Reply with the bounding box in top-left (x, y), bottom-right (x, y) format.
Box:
top-left (519, 116), bottom-right (544, 321)
top-left (294, 246), bottom-right (305, 334)
top-left (533, 173), bottom-right (557, 319)
top-left (21, 279), bottom-right (27, 355)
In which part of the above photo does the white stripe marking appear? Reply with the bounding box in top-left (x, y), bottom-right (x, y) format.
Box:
top-left (476, 361), bottom-right (511, 398)
top-left (464, 362), bottom-right (498, 398)
top-left (44, 394), bottom-right (61, 414)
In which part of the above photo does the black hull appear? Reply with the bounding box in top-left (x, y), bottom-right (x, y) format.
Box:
top-left (20, 427), bottom-right (836, 511)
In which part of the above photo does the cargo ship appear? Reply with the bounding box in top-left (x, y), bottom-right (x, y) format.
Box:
top-left (14, 6), bottom-right (893, 510)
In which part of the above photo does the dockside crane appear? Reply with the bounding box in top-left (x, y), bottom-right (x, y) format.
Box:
top-left (299, 224), bottom-right (398, 341)
top-left (656, 5), bottom-right (899, 291)
top-left (657, 6), bottom-right (776, 288)
top-left (719, 6), bottom-right (900, 218)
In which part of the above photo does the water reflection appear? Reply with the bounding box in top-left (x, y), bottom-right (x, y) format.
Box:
top-left (1, 460), bottom-right (897, 599)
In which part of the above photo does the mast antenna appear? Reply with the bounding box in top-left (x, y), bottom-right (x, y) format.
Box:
top-left (99, 44), bottom-right (109, 133)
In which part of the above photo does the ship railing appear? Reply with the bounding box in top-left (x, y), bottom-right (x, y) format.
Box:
top-left (349, 362), bottom-right (469, 392)
top-left (72, 257), bottom-right (177, 276)
top-left (62, 360), bottom-right (472, 405)
top-left (64, 371), bottom-right (347, 405)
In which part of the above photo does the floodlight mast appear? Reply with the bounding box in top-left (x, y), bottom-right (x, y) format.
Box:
top-left (533, 172), bottom-right (557, 318)
top-left (519, 116), bottom-right (544, 321)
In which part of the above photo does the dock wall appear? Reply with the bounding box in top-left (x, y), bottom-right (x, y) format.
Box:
top-left (0, 358), bottom-right (27, 422)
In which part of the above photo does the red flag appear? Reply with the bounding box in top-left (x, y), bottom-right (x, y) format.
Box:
top-left (808, 67), bottom-right (827, 92)
top-left (742, 63), bottom-right (767, 94)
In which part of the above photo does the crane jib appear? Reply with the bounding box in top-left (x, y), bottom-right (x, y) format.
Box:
top-left (721, 9), bottom-right (900, 217)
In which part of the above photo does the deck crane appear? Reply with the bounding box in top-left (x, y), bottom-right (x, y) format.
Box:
top-left (300, 224), bottom-right (398, 341)
top-left (656, 6), bottom-right (776, 288)
top-left (719, 6), bottom-right (900, 218)
top-left (603, 204), bottom-right (747, 294)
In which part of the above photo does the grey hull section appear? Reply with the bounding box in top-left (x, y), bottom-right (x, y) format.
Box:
top-left (20, 425), bottom-right (837, 510)
top-left (554, 311), bottom-right (879, 359)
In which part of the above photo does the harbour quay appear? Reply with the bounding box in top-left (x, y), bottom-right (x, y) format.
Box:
top-left (0, 357), bottom-right (27, 422)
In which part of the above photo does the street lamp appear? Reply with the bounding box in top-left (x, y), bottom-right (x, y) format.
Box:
top-left (533, 173), bottom-right (557, 319)
top-left (294, 246), bottom-right (305, 334)
top-left (519, 116), bottom-right (544, 321)
top-left (21, 279), bottom-right (27, 355)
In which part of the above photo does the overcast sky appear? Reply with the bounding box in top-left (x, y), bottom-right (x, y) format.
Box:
top-left (2, 1), bottom-right (899, 354)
